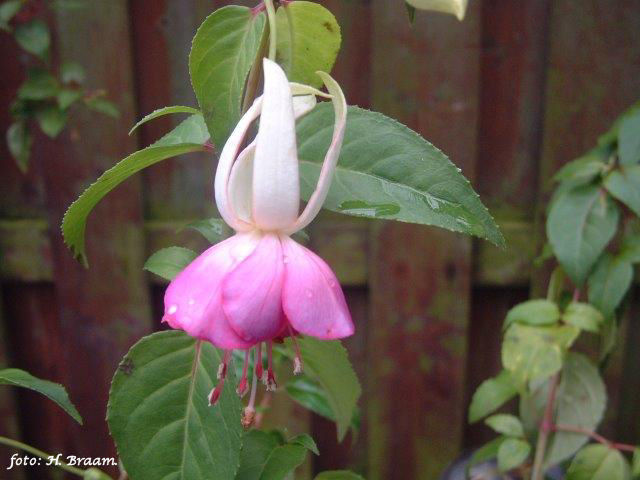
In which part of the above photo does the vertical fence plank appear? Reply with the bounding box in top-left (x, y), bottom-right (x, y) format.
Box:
top-left (465, 0), bottom-right (551, 450)
top-left (368, 2), bottom-right (481, 478)
top-left (35, 1), bottom-right (152, 469)
top-left (534, 0), bottom-right (640, 440)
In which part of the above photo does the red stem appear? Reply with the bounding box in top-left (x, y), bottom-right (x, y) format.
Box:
top-left (553, 424), bottom-right (636, 453)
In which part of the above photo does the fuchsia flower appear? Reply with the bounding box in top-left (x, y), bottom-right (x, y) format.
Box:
top-left (162, 59), bottom-right (353, 418)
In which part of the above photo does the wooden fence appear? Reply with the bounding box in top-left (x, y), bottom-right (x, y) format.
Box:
top-left (1, 1), bottom-right (639, 479)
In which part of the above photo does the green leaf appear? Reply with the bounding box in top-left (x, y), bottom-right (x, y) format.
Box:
top-left (588, 253), bottom-right (633, 318)
top-left (17, 69), bottom-right (58, 100)
top-left (107, 331), bottom-right (243, 480)
top-left (35, 105), bottom-right (68, 138)
top-left (296, 104), bottom-right (504, 247)
top-left (562, 302), bottom-right (605, 333)
top-left (83, 468), bottom-right (112, 480)
top-left (60, 61), bottom-right (85, 84)
top-left (469, 370), bottom-right (517, 423)
top-left (543, 353), bottom-right (607, 468)
top-left (566, 444), bottom-right (631, 480)
top-left (468, 436), bottom-right (505, 470)
top-left (275, 1), bottom-right (341, 88)
top-left (497, 438), bottom-right (530, 473)
top-left (405, 3), bottom-right (417, 23)
top-left (236, 430), bottom-right (281, 480)
top-left (286, 337), bottom-right (361, 441)
top-left (289, 433), bottom-right (319, 455)
top-left (554, 149), bottom-right (607, 186)
top-left (604, 165), bottom-right (640, 216)
top-left (619, 109), bottom-right (640, 165)
top-left (632, 448), bottom-right (640, 478)
top-left (315, 472), bottom-right (365, 480)
top-left (6, 121), bottom-right (32, 172)
top-left (185, 217), bottom-right (228, 244)
top-left (258, 444), bottom-right (307, 480)
top-left (14, 19), bottom-right (50, 58)
top-left (285, 375), bottom-right (337, 421)
top-left (485, 414), bottom-right (524, 437)
top-left (144, 247), bottom-right (197, 281)
top-left (0, 368), bottom-right (82, 424)
top-left (619, 234), bottom-right (640, 263)
top-left (62, 115), bottom-right (208, 266)
top-left (57, 88), bottom-right (82, 110)
top-left (129, 105), bottom-right (201, 135)
top-left (85, 97), bottom-right (119, 118)
top-left (504, 299), bottom-right (560, 329)
top-left (502, 324), bottom-right (579, 388)
top-left (190, 5), bottom-right (266, 148)
top-left (547, 185), bottom-right (619, 286)
top-left (0, 0), bottom-right (23, 28)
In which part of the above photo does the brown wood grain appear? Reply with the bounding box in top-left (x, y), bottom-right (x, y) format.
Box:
top-left (33, 1), bottom-right (153, 473)
top-left (368, 1), bottom-right (481, 477)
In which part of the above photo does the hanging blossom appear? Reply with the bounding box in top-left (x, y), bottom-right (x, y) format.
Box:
top-left (162, 59), bottom-right (353, 425)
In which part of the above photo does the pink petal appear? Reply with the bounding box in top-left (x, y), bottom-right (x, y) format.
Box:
top-left (222, 233), bottom-right (286, 343)
top-left (163, 233), bottom-right (260, 349)
top-left (281, 236), bottom-right (354, 339)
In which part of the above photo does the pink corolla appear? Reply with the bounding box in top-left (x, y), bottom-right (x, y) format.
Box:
top-left (162, 59), bottom-right (353, 419)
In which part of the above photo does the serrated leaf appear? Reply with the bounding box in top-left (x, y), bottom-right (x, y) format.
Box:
top-left (485, 414), bottom-right (524, 437)
top-left (567, 444), bottom-right (631, 480)
top-left (144, 247), bottom-right (197, 281)
top-left (17, 68), bottom-right (58, 100)
top-left (0, 368), bottom-right (82, 424)
top-left (60, 61), bottom-right (85, 84)
top-left (632, 448), bottom-right (640, 478)
top-left (275, 1), bottom-right (341, 88)
top-left (296, 104), bottom-right (504, 246)
top-left (62, 114), bottom-right (209, 266)
top-left (588, 253), bottom-right (633, 318)
top-left (405, 0), bottom-right (468, 20)
top-left (543, 353), bottom-right (607, 468)
top-left (289, 434), bottom-right (319, 455)
top-left (554, 149), bottom-right (607, 186)
top-left (504, 299), bottom-right (560, 329)
top-left (190, 5), bottom-right (265, 148)
top-left (285, 375), bottom-right (336, 421)
top-left (502, 324), bottom-right (579, 388)
top-left (286, 337), bottom-right (360, 441)
top-left (547, 185), bottom-right (619, 286)
top-left (15, 19), bottom-right (50, 58)
top-left (6, 121), bottom-right (32, 172)
top-left (186, 217), bottom-right (228, 244)
top-left (236, 430), bottom-right (282, 480)
top-left (129, 105), bottom-right (201, 135)
top-left (619, 110), bottom-right (640, 166)
top-left (497, 438), bottom-right (530, 473)
top-left (469, 370), bottom-right (517, 423)
top-left (107, 331), bottom-right (243, 480)
top-left (562, 302), bottom-right (604, 333)
top-left (35, 105), bottom-right (67, 138)
top-left (604, 165), bottom-right (640, 216)
top-left (258, 444), bottom-right (307, 480)
top-left (315, 471), bottom-right (365, 480)
top-left (57, 88), bottom-right (82, 109)
top-left (85, 97), bottom-right (119, 118)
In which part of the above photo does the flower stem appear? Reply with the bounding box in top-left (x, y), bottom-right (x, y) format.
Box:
top-left (530, 373), bottom-right (560, 480)
top-left (264, 0), bottom-right (277, 60)
top-left (0, 435), bottom-right (89, 477)
top-left (553, 424), bottom-right (636, 452)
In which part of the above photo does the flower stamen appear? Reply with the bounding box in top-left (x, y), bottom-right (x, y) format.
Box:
top-left (236, 349), bottom-right (251, 397)
top-left (266, 341), bottom-right (277, 391)
top-left (288, 325), bottom-right (304, 375)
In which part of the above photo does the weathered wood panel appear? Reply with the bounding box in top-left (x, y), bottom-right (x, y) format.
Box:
top-left (368, 1), bottom-right (481, 478)
top-left (32, 1), bottom-right (152, 472)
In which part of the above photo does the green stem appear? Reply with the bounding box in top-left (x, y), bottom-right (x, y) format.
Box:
top-left (0, 435), bottom-right (88, 477)
top-left (264, 0), bottom-right (277, 60)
